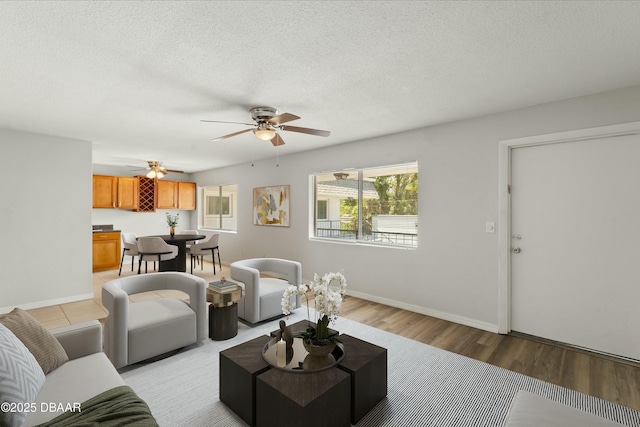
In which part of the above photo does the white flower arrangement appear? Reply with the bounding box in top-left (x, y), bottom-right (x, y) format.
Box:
top-left (282, 271), bottom-right (347, 345)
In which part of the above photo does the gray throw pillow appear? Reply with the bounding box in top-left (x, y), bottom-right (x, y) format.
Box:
top-left (0, 308), bottom-right (68, 374)
top-left (0, 324), bottom-right (46, 427)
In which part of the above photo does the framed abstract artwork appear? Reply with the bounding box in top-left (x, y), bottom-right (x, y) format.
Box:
top-left (253, 185), bottom-right (290, 226)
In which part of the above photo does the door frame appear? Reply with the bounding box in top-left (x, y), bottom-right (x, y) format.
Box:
top-left (497, 120), bottom-right (640, 334)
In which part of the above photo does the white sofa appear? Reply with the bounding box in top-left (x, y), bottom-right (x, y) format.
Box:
top-left (23, 321), bottom-right (130, 426)
top-left (505, 390), bottom-right (625, 427)
top-left (230, 258), bottom-right (302, 323)
top-left (102, 272), bottom-right (207, 369)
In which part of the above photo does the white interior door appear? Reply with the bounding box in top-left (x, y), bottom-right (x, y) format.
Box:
top-left (510, 134), bottom-right (640, 361)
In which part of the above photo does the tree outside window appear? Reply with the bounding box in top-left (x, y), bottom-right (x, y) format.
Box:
top-left (313, 162), bottom-right (418, 247)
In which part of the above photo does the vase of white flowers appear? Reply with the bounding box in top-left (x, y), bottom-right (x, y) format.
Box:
top-left (166, 212), bottom-right (179, 237)
top-left (282, 271), bottom-right (347, 355)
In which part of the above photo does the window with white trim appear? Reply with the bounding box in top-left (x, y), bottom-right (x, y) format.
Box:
top-left (312, 162), bottom-right (418, 247)
top-left (201, 184), bottom-right (238, 231)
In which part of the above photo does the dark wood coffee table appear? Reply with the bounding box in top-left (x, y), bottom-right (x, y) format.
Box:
top-left (257, 367), bottom-right (351, 427)
top-left (338, 334), bottom-right (388, 423)
top-left (219, 327), bottom-right (387, 426)
top-left (219, 336), bottom-right (271, 426)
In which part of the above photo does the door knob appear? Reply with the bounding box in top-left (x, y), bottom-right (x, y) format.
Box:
top-left (512, 247), bottom-right (521, 253)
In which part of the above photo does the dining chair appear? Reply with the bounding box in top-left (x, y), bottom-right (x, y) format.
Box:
top-left (189, 233), bottom-right (221, 274)
top-left (118, 232), bottom-right (139, 276)
top-left (178, 229), bottom-right (199, 250)
top-left (136, 236), bottom-right (179, 274)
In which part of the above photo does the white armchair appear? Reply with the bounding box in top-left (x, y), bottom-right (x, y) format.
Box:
top-left (230, 258), bottom-right (302, 324)
top-left (102, 272), bottom-right (207, 369)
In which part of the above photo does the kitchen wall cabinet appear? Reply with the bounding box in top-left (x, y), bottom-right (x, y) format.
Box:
top-left (92, 231), bottom-right (121, 272)
top-left (156, 180), bottom-right (196, 210)
top-left (136, 176), bottom-right (156, 212)
top-left (92, 175), bottom-right (138, 209)
top-left (156, 180), bottom-right (177, 209)
top-left (117, 177), bottom-right (138, 209)
top-left (177, 181), bottom-right (196, 210)
top-left (93, 175), bottom-right (117, 208)
top-left (93, 175), bottom-right (195, 211)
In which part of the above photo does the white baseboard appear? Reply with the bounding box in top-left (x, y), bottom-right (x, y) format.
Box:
top-left (346, 290), bottom-right (499, 334)
top-left (0, 293), bottom-right (95, 315)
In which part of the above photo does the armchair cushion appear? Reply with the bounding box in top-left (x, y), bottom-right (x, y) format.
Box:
top-left (127, 298), bottom-right (197, 365)
top-left (0, 308), bottom-right (68, 374)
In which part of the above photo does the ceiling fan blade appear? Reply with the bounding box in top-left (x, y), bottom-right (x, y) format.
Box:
top-left (211, 128), bottom-right (253, 141)
top-left (200, 120), bottom-right (255, 126)
top-left (268, 113), bottom-right (300, 126)
top-left (280, 125), bottom-right (330, 137)
top-left (165, 169), bottom-right (184, 174)
top-left (201, 119), bottom-right (255, 126)
top-left (271, 133), bottom-right (285, 147)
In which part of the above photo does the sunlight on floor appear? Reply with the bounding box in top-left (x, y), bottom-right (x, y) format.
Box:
top-left (28, 259), bottom-right (227, 329)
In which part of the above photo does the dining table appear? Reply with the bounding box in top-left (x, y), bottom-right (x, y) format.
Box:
top-left (146, 234), bottom-right (206, 273)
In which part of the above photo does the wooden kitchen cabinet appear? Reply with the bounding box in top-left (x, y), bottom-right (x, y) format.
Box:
top-left (92, 175), bottom-right (139, 209)
top-left (156, 180), bottom-right (177, 209)
top-left (156, 180), bottom-right (196, 210)
top-left (117, 176), bottom-right (138, 209)
top-left (178, 181), bottom-right (196, 210)
top-left (92, 231), bottom-right (121, 272)
top-left (93, 175), bottom-right (117, 208)
top-left (93, 175), bottom-right (195, 211)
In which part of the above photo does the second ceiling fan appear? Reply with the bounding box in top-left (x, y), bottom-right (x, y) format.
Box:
top-left (144, 160), bottom-right (183, 179)
top-left (201, 106), bottom-right (330, 146)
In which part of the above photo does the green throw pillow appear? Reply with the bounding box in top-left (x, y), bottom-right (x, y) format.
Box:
top-left (0, 308), bottom-right (68, 374)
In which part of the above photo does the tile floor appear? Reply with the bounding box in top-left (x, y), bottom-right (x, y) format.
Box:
top-left (27, 259), bottom-right (226, 330)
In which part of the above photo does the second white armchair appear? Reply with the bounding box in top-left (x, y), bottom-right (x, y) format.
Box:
top-left (230, 258), bottom-right (302, 324)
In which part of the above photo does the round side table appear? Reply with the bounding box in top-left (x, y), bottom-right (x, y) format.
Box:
top-left (207, 282), bottom-right (243, 340)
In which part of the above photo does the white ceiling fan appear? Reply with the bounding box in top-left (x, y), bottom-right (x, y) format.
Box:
top-left (201, 106), bottom-right (330, 146)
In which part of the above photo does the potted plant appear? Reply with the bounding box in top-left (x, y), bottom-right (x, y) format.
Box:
top-left (165, 212), bottom-right (179, 237)
top-left (282, 271), bottom-right (347, 356)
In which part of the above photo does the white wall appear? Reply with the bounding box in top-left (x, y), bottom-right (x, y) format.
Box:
top-left (193, 85), bottom-right (640, 332)
top-left (0, 129), bottom-right (92, 312)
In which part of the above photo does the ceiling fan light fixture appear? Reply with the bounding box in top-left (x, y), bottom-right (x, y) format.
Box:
top-left (146, 169), bottom-right (164, 179)
top-left (254, 127), bottom-right (276, 141)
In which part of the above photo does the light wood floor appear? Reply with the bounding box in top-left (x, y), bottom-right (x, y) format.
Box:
top-left (27, 261), bottom-right (640, 412)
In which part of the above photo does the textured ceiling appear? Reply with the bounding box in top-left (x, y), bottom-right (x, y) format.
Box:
top-left (2, 1), bottom-right (640, 172)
